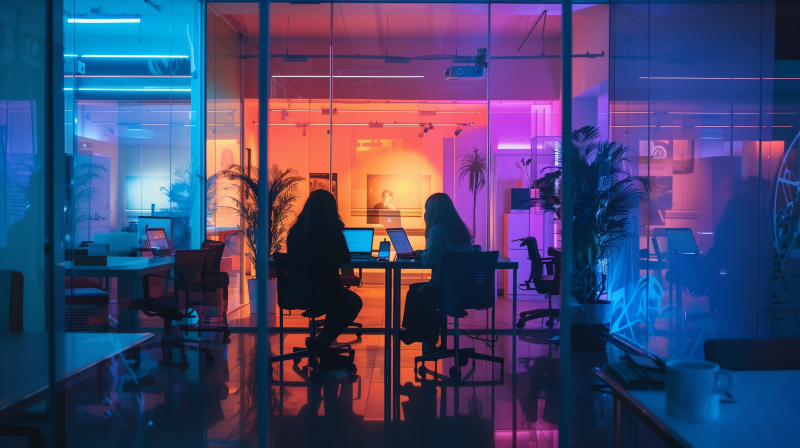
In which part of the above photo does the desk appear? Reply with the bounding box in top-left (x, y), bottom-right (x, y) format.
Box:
top-left (595, 367), bottom-right (800, 447)
top-left (66, 257), bottom-right (174, 330)
top-left (0, 333), bottom-right (154, 423)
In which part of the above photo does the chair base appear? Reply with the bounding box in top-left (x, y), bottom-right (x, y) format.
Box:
top-left (268, 344), bottom-right (356, 383)
top-left (414, 315), bottom-right (504, 382)
top-left (517, 293), bottom-right (560, 329)
top-left (415, 347), bottom-right (505, 381)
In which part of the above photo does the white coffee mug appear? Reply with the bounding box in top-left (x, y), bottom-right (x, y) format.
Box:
top-left (666, 360), bottom-right (736, 422)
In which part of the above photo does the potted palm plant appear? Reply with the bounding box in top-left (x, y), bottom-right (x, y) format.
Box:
top-left (160, 164), bottom-right (198, 250)
top-left (569, 126), bottom-right (651, 349)
top-left (457, 146), bottom-right (491, 240)
top-left (216, 164), bottom-right (304, 314)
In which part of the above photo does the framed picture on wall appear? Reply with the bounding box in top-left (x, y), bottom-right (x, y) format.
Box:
top-left (647, 176), bottom-right (673, 226)
top-left (310, 173), bottom-right (338, 202)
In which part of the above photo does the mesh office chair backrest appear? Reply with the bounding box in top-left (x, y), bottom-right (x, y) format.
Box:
top-left (173, 249), bottom-right (210, 294)
top-left (201, 240), bottom-right (226, 273)
top-left (440, 251), bottom-right (499, 316)
top-left (273, 253), bottom-right (334, 312)
top-left (532, 247), bottom-right (562, 295)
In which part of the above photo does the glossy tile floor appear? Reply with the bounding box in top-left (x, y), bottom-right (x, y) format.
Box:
top-left (54, 330), bottom-right (617, 448)
top-left (6, 285), bottom-right (621, 448)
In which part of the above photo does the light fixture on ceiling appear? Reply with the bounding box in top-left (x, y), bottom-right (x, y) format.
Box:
top-left (454, 126), bottom-right (462, 136)
top-left (68, 15), bottom-right (141, 24)
top-left (79, 55), bottom-right (189, 58)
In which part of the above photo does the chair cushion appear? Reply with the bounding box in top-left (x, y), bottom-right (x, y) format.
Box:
top-left (65, 288), bottom-right (109, 305)
top-left (339, 275), bottom-right (361, 287)
top-left (301, 309), bottom-right (326, 319)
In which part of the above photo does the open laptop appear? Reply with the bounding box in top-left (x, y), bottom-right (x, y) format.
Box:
top-left (145, 227), bottom-right (174, 256)
top-left (386, 228), bottom-right (421, 260)
top-left (664, 228), bottom-right (699, 255)
top-left (343, 228), bottom-right (374, 260)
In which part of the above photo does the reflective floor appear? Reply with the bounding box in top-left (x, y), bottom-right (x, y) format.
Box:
top-left (37, 327), bottom-right (618, 448)
top-left (3, 285), bottom-right (622, 448)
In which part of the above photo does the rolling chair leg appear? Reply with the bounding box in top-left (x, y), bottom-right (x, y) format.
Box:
top-left (517, 293), bottom-right (559, 329)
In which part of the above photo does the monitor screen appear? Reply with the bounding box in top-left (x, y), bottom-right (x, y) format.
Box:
top-left (146, 228), bottom-right (171, 252)
top-left (343, 228), bottom-right (374, 254)
top-left (664, 228), bottom-right (699, 254)
top-left (387, 228), bottom-right (413, 254)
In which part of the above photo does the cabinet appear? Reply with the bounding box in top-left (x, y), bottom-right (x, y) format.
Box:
top-left (504, 211), bottom-right (555, 299)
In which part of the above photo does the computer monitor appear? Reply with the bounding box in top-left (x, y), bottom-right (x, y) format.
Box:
top-left (664, 228), bottom-right (699, 254)
top-left (145, 228), bottom-right (173, 255)
top-left (342, 228), bottom-right (374, 256)
top-left (386, 228), bottom-right (414, 256)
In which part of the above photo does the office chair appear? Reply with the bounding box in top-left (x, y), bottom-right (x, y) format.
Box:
top-left (270, 253), bottom-right (357, 383)
top-left (414, 251), bottom-right (505, 381)
top-left (704, 338), bottom-right (800, 371)
top-left (181, 239), bottom-right (231, 342)
top-left (134, 249), bottom-right (215, 371)
top-left (517, 244), bottom-right (562, 330)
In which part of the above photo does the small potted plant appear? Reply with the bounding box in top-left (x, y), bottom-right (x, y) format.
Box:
top-left (216, 164), bottom-right (304, 314)
top-left (568, 126), bottom-right (651, 349)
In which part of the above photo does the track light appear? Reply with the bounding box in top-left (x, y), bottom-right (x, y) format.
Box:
top-left (454, 126), bottom-right (462, 136)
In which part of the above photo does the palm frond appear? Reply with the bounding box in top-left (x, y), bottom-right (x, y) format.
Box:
top-left (568, 126), bottom-right (651, 303)
top-left (215, 164), bottom-right (304, 272)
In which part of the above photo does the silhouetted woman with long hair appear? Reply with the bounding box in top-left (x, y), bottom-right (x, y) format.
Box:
top-left (400, 193), bottom-right (474, 348)
top-left (286, 189), bottom-right (362, 360)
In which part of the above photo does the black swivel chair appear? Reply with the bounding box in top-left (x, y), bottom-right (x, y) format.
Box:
top-left (269, 253), bottom-right (357, 383)
top-left (181, 239), bottom-right (231, 341)
top-left (704, 338), bottom-right (800, 371)
top-left (414, 251), bottom-right (505, 381)
top-left (517, 242), bottom-right (562, 329)
top-left (134, 249), bottom-right (215, 371)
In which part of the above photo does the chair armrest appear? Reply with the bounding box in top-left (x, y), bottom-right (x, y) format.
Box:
top-left (541, 257), bottom-right (556, 275)
top-left (141, 273), bottom-right (189, 309)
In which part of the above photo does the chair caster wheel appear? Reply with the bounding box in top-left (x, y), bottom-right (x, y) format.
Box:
top-left (459, 357), bottom-right (469, 367)
top-left (312, 373), bottom-right (322, 384)
top-left (449, 366), bottom-right (461, 382)
top-left (517, 322), bottom-right (525, 329)
top-left (293, 358), bottom-right (302, 365)
top-left (418, 365), bottom-right (428, 376)
top-left (205, 354), bottom-right (215, 364)
top-left (180, 361), bottom-right (189, 372)
top-left (356, 331), bottom-right (363, 337)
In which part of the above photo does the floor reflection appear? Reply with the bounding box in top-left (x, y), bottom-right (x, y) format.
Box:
top-left (62, 329), bottom-right (616, 448)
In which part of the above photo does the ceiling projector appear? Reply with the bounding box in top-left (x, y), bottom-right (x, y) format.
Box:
top-left (445, 66), bottom-right (485, 80)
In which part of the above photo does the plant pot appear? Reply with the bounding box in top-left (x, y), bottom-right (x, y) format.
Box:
top-left (570, 300), bottom-right (612, 350)
top-left (247, 278), bottom-right (278, 314)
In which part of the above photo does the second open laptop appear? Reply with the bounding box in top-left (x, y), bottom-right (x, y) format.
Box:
top-left (145, 227), bottom-right (174, 256)
top-left (386, 228), bottom-right (421, 260)
top-left (343, 228), bottom-right (374, 260)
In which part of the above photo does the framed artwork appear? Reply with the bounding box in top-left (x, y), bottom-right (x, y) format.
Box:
top-left (310, 173), bottom-right (338, 202)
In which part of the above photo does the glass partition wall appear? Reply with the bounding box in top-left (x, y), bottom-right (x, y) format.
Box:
top-left (609, 0), bottom-right (791, 361)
